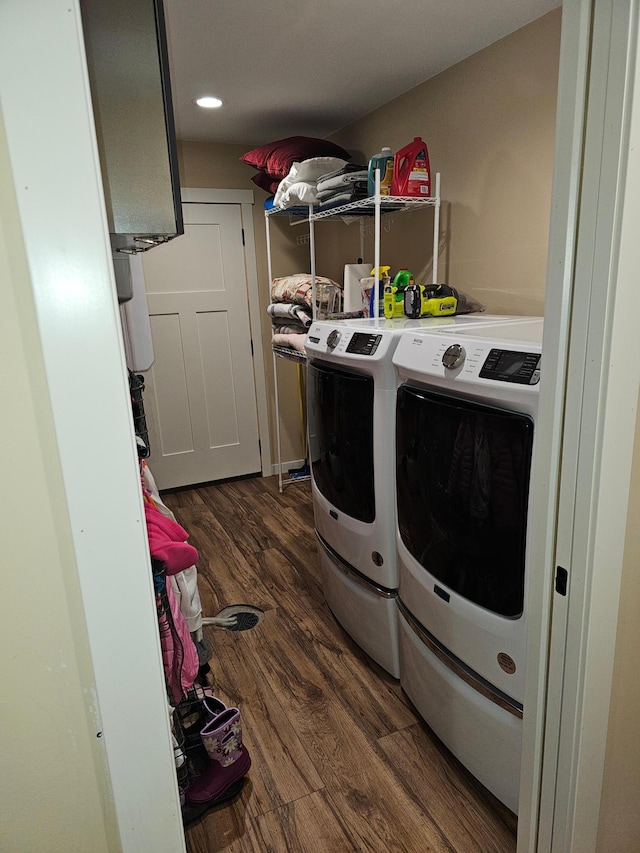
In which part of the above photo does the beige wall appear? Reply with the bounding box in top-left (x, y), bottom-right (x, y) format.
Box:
top-left (0, 115), bottom-right (118, 851)
top-left (322, 9), bottom-right (561, 316)
top-left (176, 12), bottom-right (561, 464)
top-left (596, 390), bottom-right (640, 852)
top-left (177, 141), bottom-right (309, 465)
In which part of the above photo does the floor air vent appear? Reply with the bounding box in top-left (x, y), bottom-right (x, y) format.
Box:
top-left (204, 605), bottom-right (264, 632)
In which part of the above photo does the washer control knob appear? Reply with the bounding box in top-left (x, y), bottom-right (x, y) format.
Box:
top-left (327, 330), bottom-right (341, 350)
top-left (442, 344), bottom-right (466, 370)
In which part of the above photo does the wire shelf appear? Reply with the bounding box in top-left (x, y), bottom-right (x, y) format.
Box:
top-left (265, 194), bottom-right (438, 223)
top-left (272, 344), bottom-right (307, 364)
top-left (309, 194), bottom-right (438, 221)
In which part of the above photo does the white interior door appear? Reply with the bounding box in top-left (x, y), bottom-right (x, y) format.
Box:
top-left (141, 202), bottom-right (262, 489)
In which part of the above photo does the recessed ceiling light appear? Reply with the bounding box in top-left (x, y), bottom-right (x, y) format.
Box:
top-left (194, 96), bottom-right (224, 109)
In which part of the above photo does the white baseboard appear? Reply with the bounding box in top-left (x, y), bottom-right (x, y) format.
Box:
top-left (270, 458), bottom-right (308, 477)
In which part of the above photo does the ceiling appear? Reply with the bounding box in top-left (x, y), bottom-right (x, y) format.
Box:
top-left (163, 0), bottom-right (560, 147)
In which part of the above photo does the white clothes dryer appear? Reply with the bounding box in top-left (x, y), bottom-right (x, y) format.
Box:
top-left (392, 318), bottom-right (543, 812)
top-left (304, 314), bottom-right (532, 678)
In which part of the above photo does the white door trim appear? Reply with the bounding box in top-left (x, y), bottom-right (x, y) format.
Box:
top-left (545, 1), bottom-right (640, 849)
top-left (181, 188), bottom-right (272, 477)
top-left (240, 201), bottom-right (273, 476)
top-left (517, 0), bottom-right (594, 847)
top-left (520, 1), bottom-right (640, 850)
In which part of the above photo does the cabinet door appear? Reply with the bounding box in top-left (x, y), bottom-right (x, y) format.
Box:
top-left (141, 203), bottom-right (261, 489)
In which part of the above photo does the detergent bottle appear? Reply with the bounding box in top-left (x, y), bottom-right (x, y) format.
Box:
top-left (391, 137), bottom-right (432, 197)
top-left (367, 147), bottom-right (394, 197)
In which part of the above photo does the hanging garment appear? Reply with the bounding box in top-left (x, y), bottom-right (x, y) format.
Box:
top-left (141, 462), bottom-right (203, 634)
top-left (154, 559), bottom-right (199, 704)
top-left (145, 500), bottom-right (199, 575)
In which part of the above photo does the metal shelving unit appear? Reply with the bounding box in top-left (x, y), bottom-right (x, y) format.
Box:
top-left (265, 171), bottom-right (441, 491)
top-left (264, 205), bottom-right (312, 492)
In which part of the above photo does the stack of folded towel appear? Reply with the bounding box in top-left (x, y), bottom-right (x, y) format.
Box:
top-left (268, 273), bottom-right (342, 353)
top-left (273, 158), bottom-right (371, 211)
top-left (267, 302), bottom-right (313, 336)
top-left (315, 163), bottom-right (369, 207)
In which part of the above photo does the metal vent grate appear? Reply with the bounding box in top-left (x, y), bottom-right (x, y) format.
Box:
top-left (213, 604), bottom-right (264, 632)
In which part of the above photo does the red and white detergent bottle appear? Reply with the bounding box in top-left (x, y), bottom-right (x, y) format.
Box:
top-left (391, 137), bottom-right (431, 197)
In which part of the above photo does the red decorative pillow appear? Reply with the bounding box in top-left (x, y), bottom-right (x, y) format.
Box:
top-left (251, 172), bottom-right (281, 195)
top-left (241, 136), bottom-right (351, 179)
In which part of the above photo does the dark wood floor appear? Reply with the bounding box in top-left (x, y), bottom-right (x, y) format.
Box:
top-left (163, 475), bottom-right (517, 853)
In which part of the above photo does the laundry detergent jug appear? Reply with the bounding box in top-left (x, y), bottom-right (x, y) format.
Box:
top-left (367, 147), bottom-right (394, 196)
top-left (391, 137), bottom-right (431, 197)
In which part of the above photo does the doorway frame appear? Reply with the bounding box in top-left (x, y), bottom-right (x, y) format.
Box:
top-left (3, 0), bottom-right (640, 850)
top-left (180, 188), bottom-right (272, 478)
top-left (519, 1), bottom-right (640, 850)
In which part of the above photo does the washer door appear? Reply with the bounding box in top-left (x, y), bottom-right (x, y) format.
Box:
top-left (308, 361), bottom-right (375, 523)
top-left (396, 385), bottom-right (533, 618)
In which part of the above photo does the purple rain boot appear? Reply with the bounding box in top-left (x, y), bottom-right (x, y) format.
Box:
top-left (184, 698), bottom-right (251, 805)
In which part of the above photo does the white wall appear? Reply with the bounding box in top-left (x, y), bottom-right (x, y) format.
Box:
top-left (0, 107), bottom-right (116, 853)
top-left (0, 2), bottom-right (186, 849)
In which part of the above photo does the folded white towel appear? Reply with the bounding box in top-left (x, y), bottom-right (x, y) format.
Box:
top-left (272, 333), bottom-right (307, 353)
top-left (317, 170), bottom-right (368, 193)
top-left (316, 181), bottom-right (367, 202)
top-left (271, 319), bottom-right (308, 334)
top-left (266, 302), bottom-right (313, 326)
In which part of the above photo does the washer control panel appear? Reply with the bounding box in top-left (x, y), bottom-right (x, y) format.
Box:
top-left (479, 349), bottom-right (541, 385)
top-left (393, 330), bottom-right (543, 395)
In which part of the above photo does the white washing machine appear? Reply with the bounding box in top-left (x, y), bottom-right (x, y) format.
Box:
top-left (392, 318), bottom-right (543, 812)
top-left (304, 314), bottom-right (533, 678)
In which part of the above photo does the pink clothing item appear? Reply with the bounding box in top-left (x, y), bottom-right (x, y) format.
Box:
top-left (144, 501), bottom-right (199, 575)
top-left (159, 574), bottom-right (199, 703)
top-left (140, 462), bottom-right (204, 634)
top-left (146, 501), bottom-right (190, 541)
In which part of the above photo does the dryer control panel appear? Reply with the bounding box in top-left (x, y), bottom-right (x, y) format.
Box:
top-left (345, 332), bottom-right (382, 356)
top-left (480, 349), bottom-right (541, 385)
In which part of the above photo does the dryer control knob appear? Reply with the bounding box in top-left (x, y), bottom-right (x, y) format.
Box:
top-left (442, 344), bottom-right (466, 370)
top-left (327, 330), bottom-right (341, 350)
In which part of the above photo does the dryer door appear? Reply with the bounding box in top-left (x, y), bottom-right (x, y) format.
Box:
top-left (396, 385), bottom-right (533, 617)
top-left (308, 361), bottom-right (375, 523)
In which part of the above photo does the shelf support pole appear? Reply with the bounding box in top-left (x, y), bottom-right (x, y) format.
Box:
top-left (265, 210), bottom-right (285, 492)
top-left (374, 167), bottom-right (381, 323)
top-left (309, 205), bottom-right (316, 319)
top-left (432, 172), bottom-right (441, 284)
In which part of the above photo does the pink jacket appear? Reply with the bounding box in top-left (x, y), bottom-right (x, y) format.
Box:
top-left (144, 500), bottom-right (199, 575)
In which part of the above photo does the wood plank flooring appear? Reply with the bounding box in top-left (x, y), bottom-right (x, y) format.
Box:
top-left (163, 475), bottom-right (517, 853)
